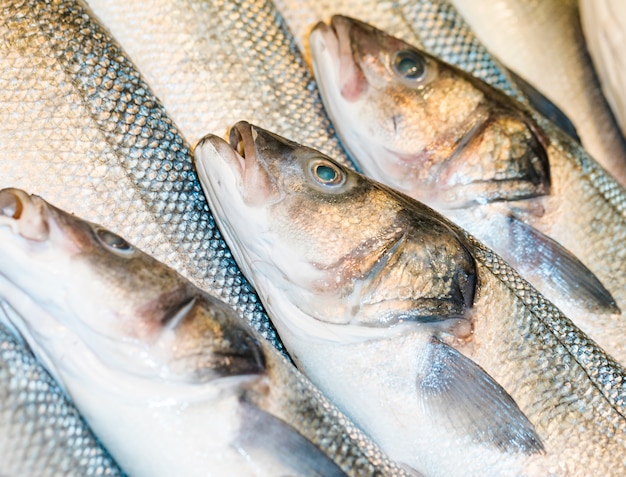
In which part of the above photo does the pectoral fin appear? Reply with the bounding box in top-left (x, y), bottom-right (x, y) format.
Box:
top-left (506, 215), bottom-right (619, 314)
top-left (416, 337), bottom-right (544, 454)
top-left (236, 402), bottom-right (349, 477)
top-left (507, 69), bottom-right (581, 143)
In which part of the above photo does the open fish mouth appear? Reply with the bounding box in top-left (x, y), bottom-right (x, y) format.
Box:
top-left (0, 188), bottom-right (50, 242)
top-left (311, 16), bottom-right (370, 103)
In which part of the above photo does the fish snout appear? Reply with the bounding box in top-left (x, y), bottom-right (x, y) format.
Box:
top-left (0, 188), bottom-right (50, 241)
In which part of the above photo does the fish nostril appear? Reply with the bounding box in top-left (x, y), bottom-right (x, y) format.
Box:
top-left (0, 189), bottom-right (23, 220)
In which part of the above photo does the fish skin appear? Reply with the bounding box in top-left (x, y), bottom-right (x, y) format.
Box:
top-left (0, 318), bottom-right (125, 477)
top-left (0, 188), bottom-right (414, 477)
top-left (84, 0), bottom-right (351, 167)
top-left (0, 0), bottom-right (283, 349)
top-left (309, 15), bottom-right (626, 365)
top-left (448, 0), bottom-right (626, 186)
top-left (194, 121), bottom-right (626, 476)
top-left (580, 0), bottom-right (626, 137)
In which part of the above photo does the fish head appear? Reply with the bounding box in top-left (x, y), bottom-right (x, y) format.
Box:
top-left (195, 123), bottom-right (476, 341)
top-left (0, 188), bottom-right (264, 387)
top-left (310, 15), bottom-right (550, 208)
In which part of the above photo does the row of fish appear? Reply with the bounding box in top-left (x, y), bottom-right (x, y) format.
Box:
top-left (1, 0), bottom-right (626, 475)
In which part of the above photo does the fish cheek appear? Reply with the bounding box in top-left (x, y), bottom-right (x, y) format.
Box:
top-left (170, 298), bottom-right (266, 382)
top-left (357, 223), bottom-right (478, 338)
top-left (439, 112), bottom-right (551, 207)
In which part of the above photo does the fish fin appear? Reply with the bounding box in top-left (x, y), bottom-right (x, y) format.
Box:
top-left (506, 215), bottom-right (620, 314)
top-left (416, 337), bottom-right (544, 455)
top-left (507, 69), bottom-right (581, 143)
top-left (236, 402), bottom-right (349, 477)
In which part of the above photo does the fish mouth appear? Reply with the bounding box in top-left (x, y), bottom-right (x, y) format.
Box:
top-left (0, 188), bottom-right (50, 241)
top-left (311, 15), bottom-right (369, 102)
top-left (226, 121), bottom-right (282, 206)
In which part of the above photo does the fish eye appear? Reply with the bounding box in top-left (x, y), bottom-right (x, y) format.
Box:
top-left (95, 227), bottom-right (135, 256)
top-left (308, 159), bottom-right (346, 187)
top-left (392, 50), bottom-right (427, 81)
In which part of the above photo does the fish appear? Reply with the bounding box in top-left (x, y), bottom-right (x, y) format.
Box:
top-left (274, 0), bottom-right (580, 142)
top-left (308, 15), bottom-right (626, 365)
top-left (0, 0), bottom-right (283, 349)
top-left (0, 187), bottom-right (415, 477)
top-left (0, 317), bottom-right (125, 477)
top-left (84, 0), bottom-right (350, 165)
top-left (448, 0), bottom-right (626, 185)
top-left (194, 121), bottom-right (626, 476)
top-left (580, 0), bottom-right (626, 137)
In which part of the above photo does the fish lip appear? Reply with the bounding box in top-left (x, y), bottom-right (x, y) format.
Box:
top-left (312, 15), bottom-right (369, 103)
top-left (0, 188), bottom-right (50, 241)
top-left (228, 121), bottom-right (282, 206)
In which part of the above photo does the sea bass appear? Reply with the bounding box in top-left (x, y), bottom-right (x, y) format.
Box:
top-left (194, 121), bottom-right (626, 477)
top-left (274, 0), bottom-right (580, 142)
top-left (309, 15), bottom-right (626, 364)
top-left (0, 188), bottom-right (414, 477)
top-left (84, 0), bottom-right (349, 165)
top-left (0, 317), bottom-right (125, 477)
top-left (0, 0), bottom-right (282, 348)
top-left (448, 0), bottom-right (626, 185)
top-left (580, 0), bottom-right (626, 137)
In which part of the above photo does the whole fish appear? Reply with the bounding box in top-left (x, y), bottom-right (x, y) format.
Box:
top-left (194, 121), bottom-right (626, 477)
top-left (84, 0), bottom-right (350, 166)
top-left (309, 15), bottom-right (626, 364)
top-left (0, 0), bottom-right (282, 349)
top-left (448, 0), bottom-right (626, 185)
top-left (0, 317), bottom-right (125, 477)
top-left (580, 0), bottom-right (626, 137)
top-left (0, 188), bottom-right (414, 477)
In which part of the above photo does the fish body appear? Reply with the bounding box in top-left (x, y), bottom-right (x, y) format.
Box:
top-left (580, 0), bottom-right (626, 137)
top-left (194, 121), bottom-right (626, 477)
top-left (0, 0), bottom-right (282, 347)
top-left (448, 0), bottom-right (626, 185)
top-left (84, 0), bottom-right (349, 165)
top-left (0, 318), bottom-right (124, 477)
top-left (0, 188), bottom-right (412, 477)
top-left (309, 15), bottom-right (626, 365)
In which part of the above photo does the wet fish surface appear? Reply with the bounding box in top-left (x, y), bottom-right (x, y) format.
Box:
top-left (449, 0), bottom-right (626, 185)
top-left (85, 0), bottom-right (350, 166)
top-left (580, 0), bottom-right (626, 137)
top-left (0, 318), bottom-right (125, 477)
top-left (195, 121), bottom-right (626, 477)
top-left (0, 188), bottom-right (414, 477)
top-left (309, 15), bottom-right (626, 365)
top-left (0, 0), bottom-right (283, 348)
top-left (274, 0), bottom-right (579, 140)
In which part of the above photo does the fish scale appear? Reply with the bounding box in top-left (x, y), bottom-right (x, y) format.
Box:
top-left (84, 0), bottom-right (350, 166)
top-left (0, 0), bottom-right (282, 348)
top-left (0, 321), bottom-right (124, 476)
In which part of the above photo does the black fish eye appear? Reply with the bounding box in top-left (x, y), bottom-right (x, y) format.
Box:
top-left (392, 50), bottom-right (427, 81)
top-left (309, 160), bottom-right (346, 187)
top-left (95, 227), bottom-right (134, 255)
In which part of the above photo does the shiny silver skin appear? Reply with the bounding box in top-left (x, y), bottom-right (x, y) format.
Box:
top-left (0, 0), bottom-right (283, 348)
top-left (85, 0), bottom-right (350, 166)
top-left (0, 318), bottom-right (125, 477)
top-left (580, 0), bottom-right (626, 137)
top-left (0, 188), bottom-right (414, 477)
top-left (195, 121), bottom-right (626, 477)
top-left (450, 0), bottom-right (626, 185)
top-left (309, 15), bottom-right (626, 365)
